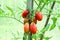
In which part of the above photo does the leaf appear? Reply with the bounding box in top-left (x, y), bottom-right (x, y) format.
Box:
top-left (44, 37), bottom-right (52, 40)
top-left (41, 24), bottom-right (50, 33)
top-left (57, 14), bottom-right (60, 18)
top-left (17, 31), bottom-right (20, 36)
top-left (24, 0), bottom-right (27, 4)
top-left (6, 6), bottom-right (14, 13)
top-left (32, 34), bottom-right (37, 40)
top-left (6, 6), bottom-right (15, 16)
top-left (58, 26), bottom-right (60, 30)
top-left (50, 17), bottom-right (57, 31)
top-left (0, 8), bottom-right (4, 14)
top-left (56, 1), bottom-right (60, 3)
top-left (49, 24), bottom-right (56, 31)
top-left (23, 33), bottom-right (28, 40)
top-left (18, 7), bottom-right (24, 10)
top-left (51, 17), bottom-right (57, 24)
top-left (49, 0), bottom-right (55, 2)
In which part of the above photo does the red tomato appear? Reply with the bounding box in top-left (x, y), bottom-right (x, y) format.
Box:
top-left (30, 23), bottom-right (37, 34)
top-left (22, 10), bottom-right (29, 18)
top-left (24, 23), bottom-right (29, 33)
top-left (35, 11), bottom-right (43, 21)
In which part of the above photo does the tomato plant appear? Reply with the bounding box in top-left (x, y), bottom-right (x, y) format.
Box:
top-left (0, 0), bottom-right (60, 40)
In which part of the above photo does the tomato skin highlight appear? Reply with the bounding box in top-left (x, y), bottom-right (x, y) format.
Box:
top-left (30, 23), bottom-right (37, 34)
top-left (22, 10), bottom-right (29, 18)
top-left (35, 11), bottom-right (43, 21)
top-left (24, 23), bottom-right (29, 33)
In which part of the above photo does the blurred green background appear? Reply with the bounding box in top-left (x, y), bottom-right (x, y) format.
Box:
top-left (0, 0), bottom-right (60, 40)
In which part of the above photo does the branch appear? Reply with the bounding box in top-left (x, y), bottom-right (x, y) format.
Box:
top-left (0, 16), bottom-right (23, 24)
top-left (40, 1), bottom-right (56, 40)
top-left (34, 0), bottom-right (39, 6)
top-left (40, 3), bottom-right (45, 11)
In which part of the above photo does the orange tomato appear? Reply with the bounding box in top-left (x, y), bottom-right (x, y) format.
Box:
top-left (24, 23), bottom-right (29, 33)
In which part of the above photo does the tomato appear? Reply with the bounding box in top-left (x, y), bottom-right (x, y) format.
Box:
top-left (24, 23), bottom-right (29, 33)
top-left (34, 17), bottom-right (37, 24)
top-left (35, 11), bottom-right (43, 21)
top-left (22, 10), bottom-right (29, 18)
top-left (30, 23), bottom-right (37, 34)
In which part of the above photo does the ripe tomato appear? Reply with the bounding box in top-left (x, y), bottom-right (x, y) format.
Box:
top-left (35, 11), bottom-right (43, 21)
top-left (30, 23), bottom-right (37, 34)
top-left (22, 10), bottom-right (29, 18)
top-left (24, 23), bottom-right (29, 33)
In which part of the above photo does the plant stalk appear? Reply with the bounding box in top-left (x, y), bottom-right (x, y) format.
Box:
top-left (23, 0), bottom-right (33, 40)
top-left (27, 0), bottom-right (33, 40)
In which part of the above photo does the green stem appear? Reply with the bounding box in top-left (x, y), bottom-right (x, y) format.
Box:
top-left (0, 16), bottom-right (23, 24)
top-left (34, 0), bottom-right (39, 6)
top-left (40, 3), bottom-right (45, 11)
top-left (23, 0), bottom-right (34, 40)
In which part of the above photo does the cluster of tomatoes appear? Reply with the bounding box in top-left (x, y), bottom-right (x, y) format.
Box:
top-left (22, 10), bottom-right (43, 34)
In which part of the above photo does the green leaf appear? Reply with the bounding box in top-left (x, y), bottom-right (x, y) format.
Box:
top-left (6, 6), bottom-right (14, 13)
top-left (56, 1), bottom-right (60, 3)
top-left (44, 37), bottom-right (52, 40)
top-left (32, 34), bottom-right (37, 40)
top-left (17, 31), bottom-right (20, 36)
top-left (57, 14), bottom-right (60, 18)
top-left (41, 24), bottom-right (50, 33)
top-left (49, 24), bottom-right (56, 31)
top-left (23, 33), bottom-right (28, 40)
top-left (6, 6), bottom-right (15, 16)
top-left (18, 7), bottom-right (24, 10)
top-left (51, 17), bottom-right (57, 24)
top-left (24, 1), bottom-right (27, 4)
top-left (49, 0), bottom-right (55, 2)
top-left (0, 8), bottom-right (4, 14)
top-left (58, 26), bottom-right (60, 30)
top-left (50, 17), bottom-right (57, 31)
